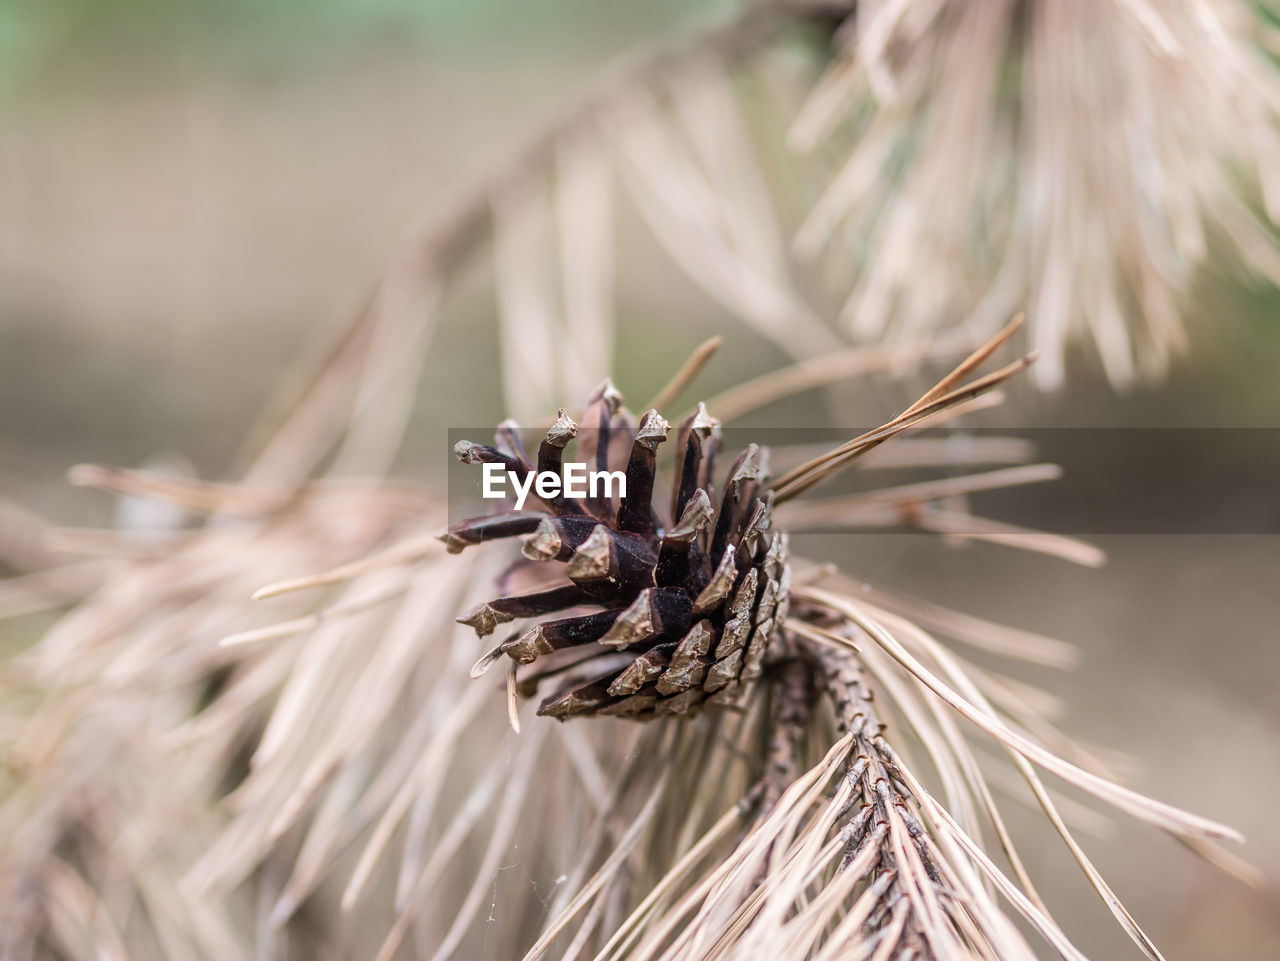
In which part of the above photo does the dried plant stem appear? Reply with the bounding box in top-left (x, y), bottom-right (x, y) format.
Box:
top-left (239, 0), bottom-right (848, 476)
top-left (645, 336), bottom-right (724, 413)
top-left (797, 586), bottom-right (1242, 843)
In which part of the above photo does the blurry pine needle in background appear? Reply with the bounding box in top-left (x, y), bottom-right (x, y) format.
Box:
top-left (1, 0), bottom-right (1278, 959)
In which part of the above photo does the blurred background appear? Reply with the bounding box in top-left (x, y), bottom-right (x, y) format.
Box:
top-left (2, 0), bottom-right (1278, 958)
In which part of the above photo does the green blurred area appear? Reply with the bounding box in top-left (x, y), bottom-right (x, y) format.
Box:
top-left (0, 0), bottom-right (720, 82)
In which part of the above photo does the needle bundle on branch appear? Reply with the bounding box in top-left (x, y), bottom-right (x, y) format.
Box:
top-left (437, 321), bottom-right (1247, 961)
top-left (0, 1), bottom-right (1267, 957)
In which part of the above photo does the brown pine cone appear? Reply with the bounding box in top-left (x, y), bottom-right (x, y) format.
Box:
top-left (442, 379), bottom-right (790, 721)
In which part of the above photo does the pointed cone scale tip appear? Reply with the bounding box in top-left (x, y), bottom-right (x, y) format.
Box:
top-left (607, 663), bottom-right (645, 696)
top-left (636, 410), bottom-right (670, 450)
top-left (537, 686), bottom-right (606, 720)
top-left (600, 592), bottom-right (654, 646)
top-left (598, 379), bottom-right (624, 414)
top-left (694, 550), bottom-right (738, 613)
top-left (677, 620), bottom-right (715, 657)
top-left (668, 489), bottom-right (713, 541)
top-left (436, 530), bottom-right (468, 554)
top-left (521, 518), bottom-right (562, 561)
top-left (704, 650), bottom-right (742, 692)
top-left (456, 602), bottom-right (513, 637)
top-left (545, 409), bottom-right (578, 448)
top-left (689, 403), bottom-right (718, 435)
top-left (500, 624), bottom-right (551, 663)
top-left (731, 446), bottom-right (763, 485)
top-left (742, 504), bottom-right (772, 548)
top-left (566, 525), bottom-right (613, 580)
top-left (730, 569), bottom-right (758, 618)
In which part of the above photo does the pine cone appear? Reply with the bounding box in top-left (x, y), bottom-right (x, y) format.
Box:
top-left (443, 379), bottom-right (790, 720)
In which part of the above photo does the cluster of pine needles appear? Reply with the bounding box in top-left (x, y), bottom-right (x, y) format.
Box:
top-left (0, 317), bottom-right (1255, 961)
top-left (3, 0), bottom-right (1277, 957)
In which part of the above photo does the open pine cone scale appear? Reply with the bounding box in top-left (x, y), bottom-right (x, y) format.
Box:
top-left (443, 379), bottom-right (790, 721)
